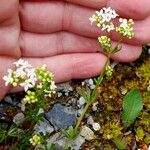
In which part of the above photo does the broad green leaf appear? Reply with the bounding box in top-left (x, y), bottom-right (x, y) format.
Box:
top-left (121, 89), bottom-right (143, 127)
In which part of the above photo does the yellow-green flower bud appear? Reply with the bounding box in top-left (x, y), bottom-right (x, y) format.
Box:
top-left (98, 36), bottom-right (111, 52)
top-left (29, 134), bottom-right (42, 146)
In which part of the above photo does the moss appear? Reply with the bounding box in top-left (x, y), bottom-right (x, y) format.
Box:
top-left (101, 122), bottom-right (123, 140)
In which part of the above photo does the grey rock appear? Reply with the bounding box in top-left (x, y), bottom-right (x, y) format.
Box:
top-left (45, 104), bottom-right (77, 130)
top-left (0, 104), bottom-right (8, 115)
top-left (13, 112), bottom-right (25, 124)
top-left (47, 133), bottom-right (85, 150)
top-left (47, 132), bottom-right (66, 150)
top-left (78, 97), bottom-right (85, 107)
top-left (87, 116), bottom-right (94, 125)
top-left (70, 136), bottom-right (85, 150)
top-left (56, 82), bottom-right (73, 96)
top-left (80, 126), bottom-right (94, 140)
top-left (34, 118), bottom-right (54, 135)
top-left (4, 95), bottom-right (21, 107)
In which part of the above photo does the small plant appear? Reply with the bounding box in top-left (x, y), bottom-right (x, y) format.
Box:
top-left (2, 59), bottom-right (56, 148)
top-left (62, 7), bottom-right (138, 149)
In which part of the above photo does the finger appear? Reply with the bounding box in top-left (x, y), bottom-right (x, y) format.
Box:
top-left (108, 0), bottom-right (150, 20)
top-left (0, 0), bottom-right (18, 23)
top-left (20, 1), bottom-right (150, 45)
top-left (0, 0), bottom-right (20, 57)
top-left (64, 0), bottom-right (107, 9)
top-left (20, 53), bottom-right (107, 82)
top-left (9, 53), bottom-right (106, 93)
top-left (110, 43), bottom-right (142, 62)
top-left (65, 0), bottom-right (150, 19)
top-left (20, 31), bottom-right (99, 57)
top-left (20, 30), bottom-right (142, 62)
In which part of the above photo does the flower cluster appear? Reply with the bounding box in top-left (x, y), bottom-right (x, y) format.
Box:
top-left (116, 18), bottom-right (134, 39)
top-left (3, 59), bottom-right (56, 102)
top-left (98, 36), bottom-right (111, 51)
top-left (89, 7), bottom-right (118, 32)
top-left (29, 134), bottom-right (42, 146)
top-left (36, 65), bottom-right (56, 97)
top-left (23, 91), bottom-right (38, 104)
top-left (105, 65), bottom-right (114, 77)
top-left (90, 7), bottom-right (134, 38)
top-left (3, 59), bottom-right (37, 91)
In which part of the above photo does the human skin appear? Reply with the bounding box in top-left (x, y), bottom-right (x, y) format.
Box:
top-left (0, 0), bottom-right (150, 100)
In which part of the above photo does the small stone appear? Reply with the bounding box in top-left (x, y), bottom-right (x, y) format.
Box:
top-left (4, 95), bottom-right (20, 107)
top-left (148, 48), bottom-right (150, 55)
top-left (78, 97), bottom-right (85, 106)
top-left (77, 108), bottom-right (84, 117)
top-left (81, 81), bottom-right (85, 86)
top-left (70, 136), bottom-right (85, 150)
top-left (92, 102), bottom-right (98, 112)
top-left (34, 118), bottom-right (54, 135)
top-left (57, 92), bottom-right (62, 97)
top-left (13, 112), bottom-right (25, 124)
top-left (45, 104), bottom-right (77, 130)
top-left (87, 116), bottom-right (94, 125)
top-left (47, 132), bottom-right (66, 149)
top-left (92, 123), bottom-right (101, 131)
top-left (4, 96), bottom-right (13, 104)
top-left (88, 79), bottom-right (94, 85)
top-left (80, 126), bottom-right (94, 140)
top-left (90, 84), bottom-right (95, 90)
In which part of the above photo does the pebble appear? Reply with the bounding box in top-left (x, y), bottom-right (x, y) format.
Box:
top-left (78, 97), bottom-right (86, 106)
top-left (34, 118), bottom-right (54, 135)
top-left (80, 126), bottom-right (94, 140)
top-left (4, 95), bottom-right (21, 107)
top-left (92, 123), bottom-right (101, 131)
top-left (56, 82), bottom-right (73, 97)
top-left (148, 48), bottom-right (150, 55)
top-left (87, 116), bottom-right (94, 125)
top-left (13, 112), bottom-right (25, 124)
top-left (47, 132), bottom-right (85, 150)
top-left (81, 78), bottom-right (95, 90)
top-left (92, 102), bottom-right (98, 112)
top-left (70, 135), bottom-right (85, 150)
top-left (45, 104), bottom-right (77, 130)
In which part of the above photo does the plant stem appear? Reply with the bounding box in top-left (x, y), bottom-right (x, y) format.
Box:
top-left (75, 53), bottom-right (111, 132)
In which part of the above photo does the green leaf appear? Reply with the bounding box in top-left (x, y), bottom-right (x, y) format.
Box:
top-left (62, 126), bottom-right (79, 140)
top-left (80, 89), bottom-right (91, 103)
top-left (113, 137), bottom-right (127, 150)
top-left (121, 89), bottom-right (143, 127)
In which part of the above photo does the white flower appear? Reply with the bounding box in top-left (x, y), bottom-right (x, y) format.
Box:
top-left (89, 7), bottom-right (118, 32)
top-left (101, 22), bottom-right (115, 32)
top-left (26, 68), bottom-right (37, 83)
top-left (20, 79), bottom-right (36, 91)
top-left (3, 69), bottom-right (14, 86)
top-left (89, 14), bottom-right (97, 24)
top-left (15, 68), bottom-right (26, 78)
top-left (50, 81), bottom-right (57, 90)
top-left (102, 7), bottom-right (118, 22)
top-left (14, 59), bottom-right (32, 69)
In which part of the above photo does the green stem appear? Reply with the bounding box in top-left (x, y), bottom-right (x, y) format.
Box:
top-left (75, 53), bottom-right (111, 132)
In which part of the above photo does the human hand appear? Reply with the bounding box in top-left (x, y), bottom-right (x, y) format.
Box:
top-left (0, 0), bottom-right (150, 100)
